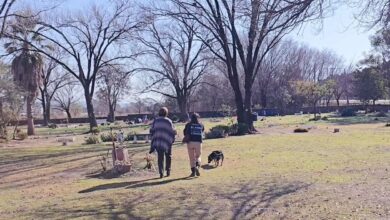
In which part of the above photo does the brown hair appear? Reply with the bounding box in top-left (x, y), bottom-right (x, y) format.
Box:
top-left (158, 107), bottom-right (169, 117)
top-left (190, 113), bottom-right (200, 124)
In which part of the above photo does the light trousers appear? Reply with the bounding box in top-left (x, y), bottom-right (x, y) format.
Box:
top-left (187, 141), bottom-right (202, 168)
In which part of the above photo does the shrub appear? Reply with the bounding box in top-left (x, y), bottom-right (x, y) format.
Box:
top-left (91, 127), bottom-right (100, 135)
top-left (100, 133), bottom-right (116, 142)
top-left (17, 132), bottom-right (28, 140)
top-left (294, 128), bottom-right (308, 133)
top-left (341, 108), bottom-right (356, 117)
top-left (171, 115), bottom-right (179, 123)
top-left (321, 116), bottom-right (329, 121)
top-left (205, 128), bottom-right (227, 139)
top-left (385, 123), bottom-right (390, 127)
top-left (48, 123), bottom-right (58, 129)
top-left (85, 135), bottom-right (100, 144)
top-left (213, 125), bottom-right (231, 134)
top-left (375, 111), bottom-right (388, 117)
top-left (230, 123), bottom-right (248, 136)
top-left (308, 116), bottom-right (321, 121)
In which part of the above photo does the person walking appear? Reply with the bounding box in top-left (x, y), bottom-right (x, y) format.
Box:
top-left (183, 113), bottom-right (204, 177)
top-left (149, 107), bottom-right (176, 178)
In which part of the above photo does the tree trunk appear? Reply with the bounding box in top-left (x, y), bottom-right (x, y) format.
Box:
top-left (65, 109), bottom-right (72, 120)
top-left (177, 97), bottom-right (189, 122)
top-left (107, 104), bottom-right (115, 123)
top-left (326, 97), bottom-right (331, 107)
top-left (84, 88), bottom-right (98, 131)
top-left (0, 100), bottom-right (7, 139)
top-left (41, 90), bottom-right (49, 126)
top-left (244, 81), bottom-right (256, 132)
top-left (260, 88), bottom-right (267, 108)
top-left (336, 98), bottom-right (340, 107)
top-left (46, 100), bottom-right (51, 124)
top-left (26, 95), bottom-right (35, 136)
top-left (313, 102), bottom-right (317, 118)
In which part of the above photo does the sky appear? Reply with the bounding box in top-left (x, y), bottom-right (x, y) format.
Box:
top-left (53, 0), bottom-right (375, 64)
top-left (290, 4), bottom-right (375, 64)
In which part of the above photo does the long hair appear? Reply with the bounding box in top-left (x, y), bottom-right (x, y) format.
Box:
top-left (190, 113), bottom-right (200, 124)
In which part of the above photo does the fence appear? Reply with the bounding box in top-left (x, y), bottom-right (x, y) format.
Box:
top-left (10, 104), bottom-right (390, 126)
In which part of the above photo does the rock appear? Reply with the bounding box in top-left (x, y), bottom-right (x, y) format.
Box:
top-left (334, 128), bottom-right (340, 133)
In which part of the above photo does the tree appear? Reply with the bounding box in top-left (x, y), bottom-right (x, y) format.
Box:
top-left (139, 17), bottom-right (209, 121)
top-left (0, 0), bottom-right (17, 37)
top-left (353, 0), bottom-right (390, 28)
top-left (53, 82), bottom-right (80, 121)
top-left (38, 55), bottom-right (70, 126)
top-left (171, 0), bottom-right (328, 131)
top-left (354, 67), bottom-right (387, 106)
top-left (0, 63), bottom-right (25, 139)
top-left (323, 79), bottom-right (336, 106)
top-left (96, 65), bottom-right (132, 122)
top-left (4, 14), bottom-right (43, 135)
top-left (22, 0), bottom-right (144, 131)
top-left (293, 80), bottom-right (326, 118)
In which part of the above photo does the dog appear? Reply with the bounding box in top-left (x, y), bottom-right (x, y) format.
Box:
top-left (208, 151), bottom-right (224, 167)
top-left (144, 154), bottom-right (155, 171)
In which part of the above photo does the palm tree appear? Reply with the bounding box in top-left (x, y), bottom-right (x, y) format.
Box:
top-left (4, 13), bottom-right (43, 135)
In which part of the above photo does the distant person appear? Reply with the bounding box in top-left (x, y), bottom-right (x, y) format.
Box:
top-left (149, 107), bottom-right (176, 178)
top-left (183, 113), bottom-right (204, 177)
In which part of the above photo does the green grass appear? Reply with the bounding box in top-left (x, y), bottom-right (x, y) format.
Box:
top-left (1, 115), bottom-right (390, 219)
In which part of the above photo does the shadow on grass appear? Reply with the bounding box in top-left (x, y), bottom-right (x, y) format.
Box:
top-left (79, 176), bottom-right (192, 193)
top-left (201, 164), bottom-right (218, 170)
top-left (29, 177), bottom-right (312, 219)
top-left (323, 115), bottom-right (390, 126)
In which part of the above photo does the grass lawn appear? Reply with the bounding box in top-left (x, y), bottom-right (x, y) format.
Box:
top-left (0, 114), bottom-right (389, 219)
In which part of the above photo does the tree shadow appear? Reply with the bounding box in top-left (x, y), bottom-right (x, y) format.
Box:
top-left (218, 181), bottom-right (311, 219)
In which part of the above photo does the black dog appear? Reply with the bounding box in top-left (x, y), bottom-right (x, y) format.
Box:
top-left (208, 151), bottom-right (224, 167)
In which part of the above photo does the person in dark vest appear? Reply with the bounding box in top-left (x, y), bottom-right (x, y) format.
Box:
top-left (149, 107), bottom-right (176, 178)
top-left (183, 113), bottom-right (204, 177)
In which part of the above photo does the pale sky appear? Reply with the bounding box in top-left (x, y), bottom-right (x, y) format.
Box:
top-left (290, 4), bottom-right (375, 64)
top-left (26, 0), bottom-right (375, 64)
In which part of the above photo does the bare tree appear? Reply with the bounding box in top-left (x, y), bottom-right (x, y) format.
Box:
top-left (21, 0), bottom-right (145, 131)
top-left (0, 0), bottom-right (17, 37)
top-left (53, 82), bottom-right (80, 121)
top-left (170, 0), bottom-right (329, 131)
top-left (96, 65), bottom-right (132, 122)
top-left (38, 54), bottom-right (70, 126)
top-left (138, 17), bottom-right (209, 121)
top-left (353, 0), bottom-right (390, 28)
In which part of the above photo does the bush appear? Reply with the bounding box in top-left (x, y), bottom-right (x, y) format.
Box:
top-left (308, 116), bottom-right (321, 121)
top-left (48, 123), bottom-right (58, 129)
top-left (212, 125), bottom-right (231, 134)
top-left (171, 115), bottom-right (179, 123)
top-left (100, 133), bottom-right (116, 142)
top-left (294, 128), bottom-right (309, 133)
top-left (385, 123), bottom-right (390, 127)
top-left (17, 132), bottom-right (28, 140)
top-left (85, 135), bottom-right (100, 144)
top-left (91, 127), bottom-right (100, 135)
top-left (321, 116), bottom-right (329, 121)
top-left (230, 123), bottom-right (249, 136)
top-left (205, 128), bottom-right (227, 139)
top-left (375, 111), bottom-right (388, 117)
top-left (341, 108), bottom-right (356, 117)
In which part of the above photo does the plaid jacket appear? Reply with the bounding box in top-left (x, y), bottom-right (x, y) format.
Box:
top-left (149, 117), bottom-right (175, 153)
